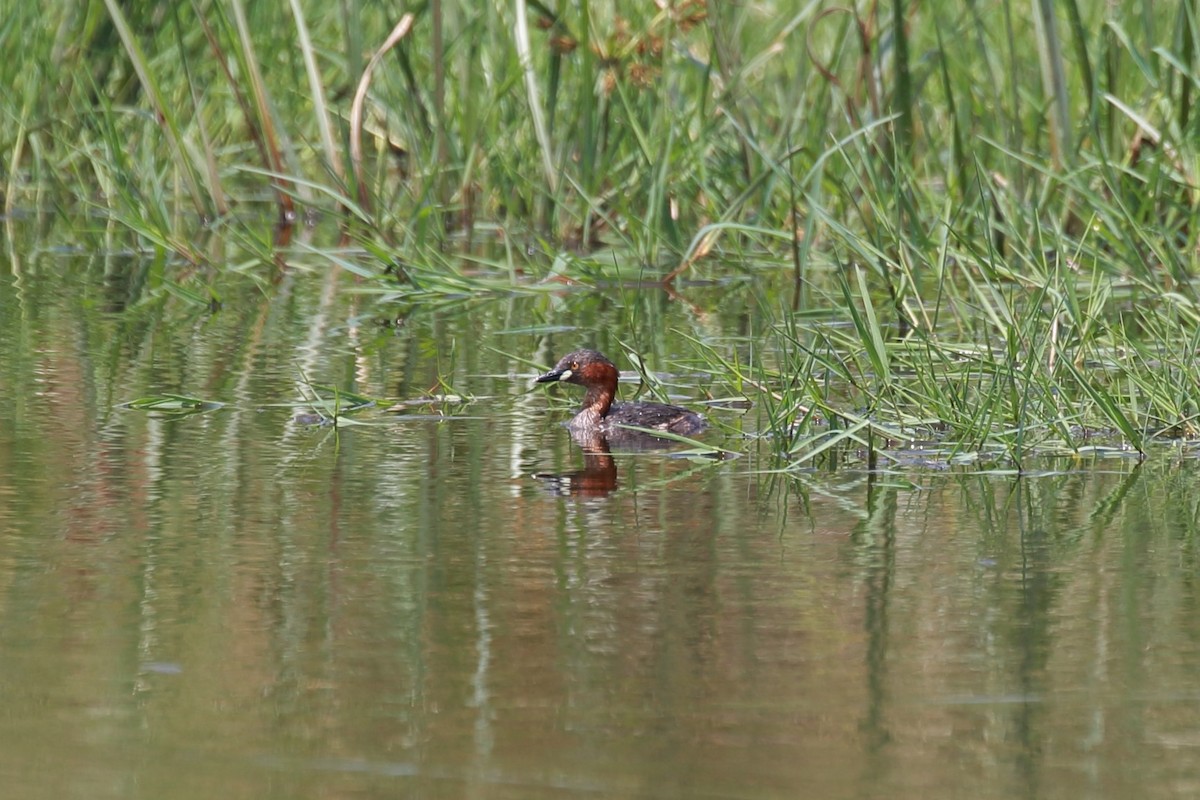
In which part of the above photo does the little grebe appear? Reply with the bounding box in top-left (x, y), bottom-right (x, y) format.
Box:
top-left (535, 349), bottom-right (706, 436)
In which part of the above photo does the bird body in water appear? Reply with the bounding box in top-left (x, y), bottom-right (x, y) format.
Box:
top-left (535, 349), bottom-right (706, 436)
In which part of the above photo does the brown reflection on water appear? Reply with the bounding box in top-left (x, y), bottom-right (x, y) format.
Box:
top-left (531, 426), bottom-right (706, 498)
top-left (532, 429), bottom-right (618, 496)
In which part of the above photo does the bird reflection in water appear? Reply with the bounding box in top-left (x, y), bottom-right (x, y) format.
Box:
top-left (534, 429), bottom-right (617, 497)
top-left (533, 426), bottom-right (692, 498)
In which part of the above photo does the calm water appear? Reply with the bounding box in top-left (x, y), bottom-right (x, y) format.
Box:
top-left (3, 254), bottom-right (1200, 799)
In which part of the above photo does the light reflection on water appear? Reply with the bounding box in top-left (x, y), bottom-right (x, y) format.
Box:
top-left (1, 266), bottom-right (1200, 799)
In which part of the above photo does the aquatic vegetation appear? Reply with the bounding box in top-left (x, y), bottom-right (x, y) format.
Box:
top-left (4, 1), bottom-right (1200, 464)
top-left (118, 394), bottom-right (225, 416)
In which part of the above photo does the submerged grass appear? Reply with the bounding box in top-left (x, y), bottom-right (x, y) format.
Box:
top-left (5, 1), bottom-right (1200, 465)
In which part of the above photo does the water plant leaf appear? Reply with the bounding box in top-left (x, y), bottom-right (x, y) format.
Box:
top-left (162, 281), bottom-right (220, 309)
top-left (1064, 361), bottom-right (1145, 455)
top-left (787, 418), bottom-right (874, 466)
top-left (297, 386), bottom-right (375, 413)
top-left (612, 425), bottom-right (739, 457)
top-left (118, 394), bottom-right (224, 414)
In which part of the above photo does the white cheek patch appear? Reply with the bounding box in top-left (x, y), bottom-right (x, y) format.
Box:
top-left (559, 369), bottom-right (573, 381)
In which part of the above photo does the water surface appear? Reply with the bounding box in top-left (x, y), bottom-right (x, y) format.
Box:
top-left (2, 255), bottom-right (1199, 799)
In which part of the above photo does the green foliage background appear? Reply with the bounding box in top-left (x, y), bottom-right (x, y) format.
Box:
top-left (4, 0), bottom-right (1200, 459)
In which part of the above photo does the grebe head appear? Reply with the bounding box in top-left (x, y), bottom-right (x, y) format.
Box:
top-left (535, 349), bottom-right (619, 391)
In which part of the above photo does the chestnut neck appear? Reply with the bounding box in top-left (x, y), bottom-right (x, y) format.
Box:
top-left (580, 382), bottom-right (616, 420)
top-left (570, 362), bottom-right (618, 428)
